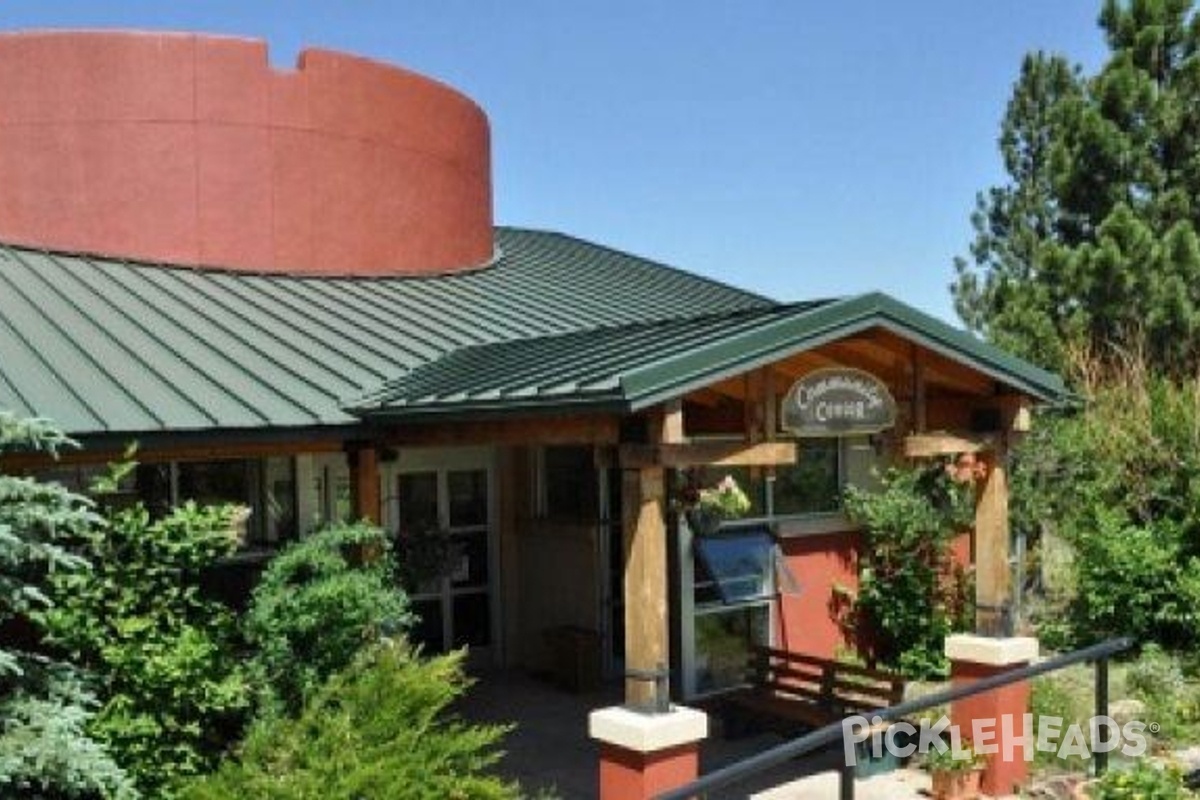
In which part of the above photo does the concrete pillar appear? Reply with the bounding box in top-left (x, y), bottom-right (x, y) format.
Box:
top-left (946, 634), bottom-right (1038, 797)
top-left (589, 706), bottom-right (707, 800)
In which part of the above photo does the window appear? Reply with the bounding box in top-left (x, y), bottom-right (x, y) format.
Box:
top-left (693, 528), bottom-right (775, 605)
top-left (262, 457), bottom-right (297, 543)
top-left (177, 459), bottom-right (261, 545)
top-left (397, 471), bottom-right (439, 532)
top-left (694, 604), bottom-right (770, 695)
top-left (688, 436), bottom-right (879, 521)
top-left (38, 457), bottom-right (300, 549)
top-left (689, 526), bottom-right (776, 695)
top-left (773, 438), bottom-right (842, 515)
top-left (540, 446), bottom-right (598, 520)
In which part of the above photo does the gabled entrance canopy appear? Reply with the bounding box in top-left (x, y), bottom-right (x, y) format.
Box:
top-left (347, 292), bottom-right (1068, 421)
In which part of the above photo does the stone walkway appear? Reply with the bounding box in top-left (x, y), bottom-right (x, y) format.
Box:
top-left (748, 768), bottom-right (930, 799)
top-left (457, 669), bottom-right (932, 800)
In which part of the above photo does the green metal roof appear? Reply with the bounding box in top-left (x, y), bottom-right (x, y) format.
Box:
top-left (351, 292), bottom-right (1068, 420)
top-left (0, 226), bottom-right (1065, 438)
top-left (0, 228), bottom-right (768, 437)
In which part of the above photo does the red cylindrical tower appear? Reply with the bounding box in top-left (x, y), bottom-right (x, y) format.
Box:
top-left (0, 31), bottom-right (493, 275)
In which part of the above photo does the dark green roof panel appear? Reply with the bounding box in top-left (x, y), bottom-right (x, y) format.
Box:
top-left (0, 228), bottom-right (769, 436)
top-left (353, 293), bottom-right (1068, 420)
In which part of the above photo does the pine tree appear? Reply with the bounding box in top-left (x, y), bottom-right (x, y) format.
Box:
top-left (953, 0), bottom-right (1200, 376)
top-left (0, 412), bottom-right (137, 798)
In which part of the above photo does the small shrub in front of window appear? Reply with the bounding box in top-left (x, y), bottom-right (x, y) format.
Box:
top-left (41, 496), bottom-right (252, 797)
top-left (841, 458), bottom-right (978, 679)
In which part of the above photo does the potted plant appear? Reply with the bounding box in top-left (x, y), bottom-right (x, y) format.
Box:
top-left (682, 473), bottom-right (752, 535)
top-left (923, 740), bottom-right (985, 800)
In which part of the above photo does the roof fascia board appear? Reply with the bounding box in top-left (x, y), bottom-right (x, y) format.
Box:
top-left (354, 394), bottom-right (629, 423)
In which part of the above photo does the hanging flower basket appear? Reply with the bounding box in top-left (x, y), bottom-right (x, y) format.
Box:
top-left (680, 474), bottom-right (752, 535)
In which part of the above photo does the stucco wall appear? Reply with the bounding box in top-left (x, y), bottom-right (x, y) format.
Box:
top-left (777, 528), bottom-right (975, 661)
top-left (0, 31), bottom-right (492, 275)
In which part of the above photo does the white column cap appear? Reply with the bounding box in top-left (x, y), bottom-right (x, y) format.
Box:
top-left (945, 634), bottom-right (1039, 666)
top-left (589, 705), bottom-right (708, 753)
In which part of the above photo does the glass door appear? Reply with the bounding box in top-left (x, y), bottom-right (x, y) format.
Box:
top-left (396, 462), bottom-right (493, 659)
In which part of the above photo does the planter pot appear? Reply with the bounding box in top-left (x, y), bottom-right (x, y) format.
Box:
top-left (930, 768), bottom-right (983, 800)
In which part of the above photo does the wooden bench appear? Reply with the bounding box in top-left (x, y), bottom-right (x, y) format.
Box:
top-left (723, 646), bottom-right (907, 736)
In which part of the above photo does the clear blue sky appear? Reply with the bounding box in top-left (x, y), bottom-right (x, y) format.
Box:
top-left (4, 2), bottom-right (1110, 323)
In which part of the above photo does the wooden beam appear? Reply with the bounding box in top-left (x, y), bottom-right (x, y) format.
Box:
top-left (816, 339), bottom-right (900, 377)
top-left (904, 431), bottom-right (995, 458)
top-left (682, 386), bottom-right (727, 408)
top-left (619, 441), bottom-right (797, 469)
top-left (763, 368), bottom-right (777, 442)
top-left (975, 450), bottom-right (1011, 634)
top-left (771, 349), bottom-right (841, 379)
top-left (660, 399), bottom-right (685, 445)
top-left (623, 465), bottom-right (668, 707)
top-left (389, 414), bottom-right (620, 447)
top-left (0, 437), bottom-right (345, 470)
top-left (497, 446), bottom-right (525, 667)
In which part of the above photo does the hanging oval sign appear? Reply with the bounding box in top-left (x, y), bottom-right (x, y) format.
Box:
top-left (781, 367), bottom-right (897, 436)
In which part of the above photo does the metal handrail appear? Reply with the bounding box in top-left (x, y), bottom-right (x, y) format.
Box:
top-left (656, 636), bottom-right (1134, 800)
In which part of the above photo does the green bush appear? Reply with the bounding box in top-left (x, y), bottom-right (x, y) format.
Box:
top-left (1029, 670), bottom-right (1091, 769)
top-left (1014, 366), bottom-right (1200, 649)
top-left (1125, 644), bottom-right (1200, 745)
top-left (244, 521), bottom-right (411, 716)
top-left (180, 642), bottom-right (518, 800)
top-left (1088, 760), bottom-right (1196, 799)
top-left (842, 461), bottom-right (976, 678)
top-left (41, 501), bottom-right (251, 798)
top-left (0, 674), bottom-right (138, 800)
top-left (0, 413), bottom-right (135, 799)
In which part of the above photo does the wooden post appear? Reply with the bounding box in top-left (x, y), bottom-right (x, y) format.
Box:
top-left (498, 446), bottom-right (524, 667)
top-left (974, 446), bottom-right (1010, 635)
top-left (744, 371), bottom-right (763, 443)
top-left (622, 465), bottom-right (668, 707)
top-left (912, 345), bottom-right (927, 433)
top-left (762, 368), bottom-right (777, 442)
top-left (661, 399), bottom-right (685, 445)
top-left (348, 445), bottom-right (381, 525)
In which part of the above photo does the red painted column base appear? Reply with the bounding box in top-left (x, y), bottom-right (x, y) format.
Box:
top-left (599, 742), bottom-right (700, 800)
top-left (947, 635), bottom-right (1039, 797)
top-left (590, 705), bottom-right (707, 800)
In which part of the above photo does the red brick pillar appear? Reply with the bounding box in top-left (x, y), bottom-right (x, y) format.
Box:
top-left (589, 706), bottom-right (707, 800)
top-left (946, 635), bottom-right (1039, 797)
